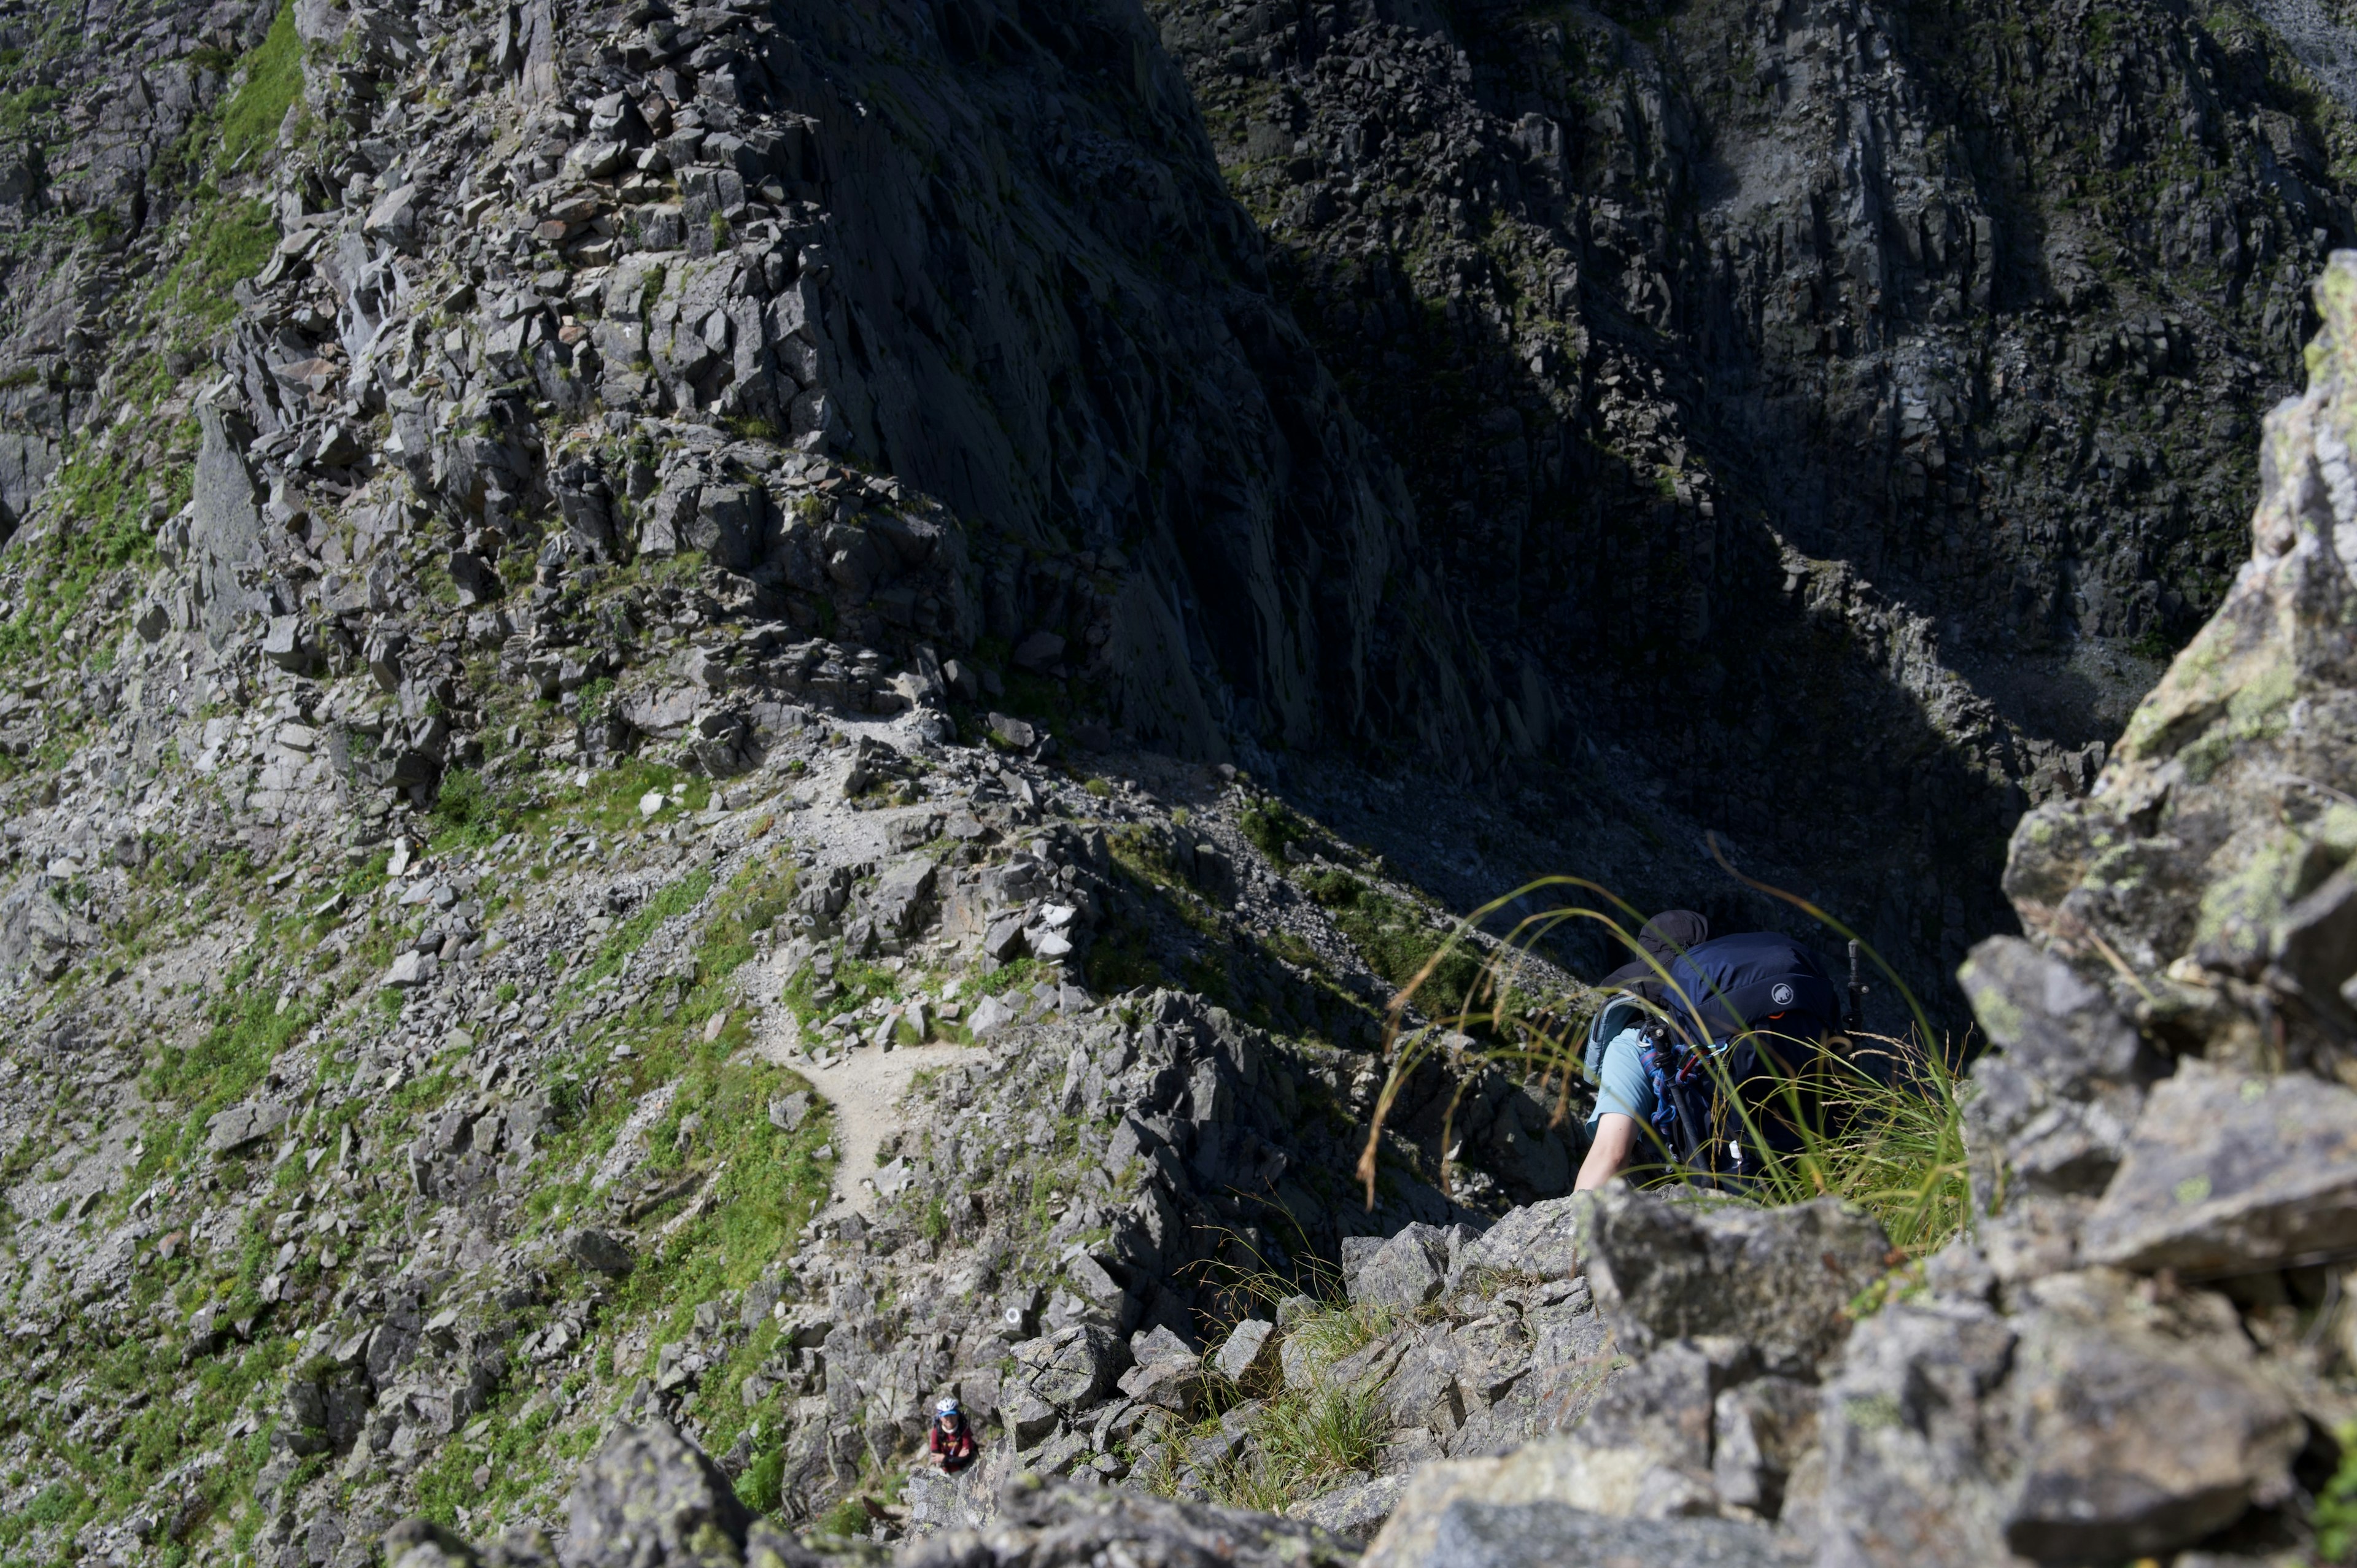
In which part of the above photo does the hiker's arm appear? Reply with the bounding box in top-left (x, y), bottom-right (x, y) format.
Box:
top-left (1576, 1113), bottom-right (1636, 1191)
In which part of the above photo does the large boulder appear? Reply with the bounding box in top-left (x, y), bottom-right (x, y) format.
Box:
top-left (1005, 1324), bottom-right (1123, 1413)
top-left (1816, 1269), bottom-right (2302, 1568)
top-left (2082, 1057), bottom-right (2357, 1275)
top-left (1359, 1440), bottom-right (1797, 1567)
top-left (1384, 1499), bottom-right (1803, 1568)
top-left (1583, 1186), bottom-right (1892, 1375)
top-left (1348, 1224), bottom-right (1450, 1311)
top-left (1999, 1269), bottom-right (2302, 1561)
top-left (1957, 937), bottom-right (2164, 1203)
top-left (1816, 1295), bottom-right (2023, 1568)
top-left (901, 1477), bottom-right (1357, 1568)
top-left (558, 1419), bottom-right (805, 1568)
top-left (1451, 1194), bottom-right (1587, 1283)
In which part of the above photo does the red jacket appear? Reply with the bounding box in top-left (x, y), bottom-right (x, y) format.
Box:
top-left (931, 1418), bottom-right (977, 1469)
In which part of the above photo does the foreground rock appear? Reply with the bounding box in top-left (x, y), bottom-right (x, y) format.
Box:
top-left (393, 1427), bottom-right (1358, 1568)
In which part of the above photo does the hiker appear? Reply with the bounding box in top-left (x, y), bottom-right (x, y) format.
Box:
top-left (1576, 911), bottom-right (1709, 1191)
top-left (929, 1396), bottom-right (977, 1472)
top-left (1576, 922), bottom-right (1838, 1191)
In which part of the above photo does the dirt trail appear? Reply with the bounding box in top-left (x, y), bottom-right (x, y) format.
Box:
top-left (752, 967), bottom-right (983, 1216)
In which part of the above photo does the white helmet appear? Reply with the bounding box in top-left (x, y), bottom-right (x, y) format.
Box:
top-left (936, 1396), bottom-right (961, 1417)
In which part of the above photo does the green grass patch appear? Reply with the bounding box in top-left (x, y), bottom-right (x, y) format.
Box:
top-left (780, 949), bottom-right (904, 1025)
top-left (535, 755), bottom-right (713, 839)
top-left (137, 940), bottom-right (313, 1180)
top-left (578, 868), bottom-right (711, 989)
top-left (1239, 797), bottom-right (1309, 863)
top-left (1306, 871), bottom-right (1481, 1018)
top-left (155, 196), bottom-right (275, 328)
top-left (214, 0), bottom-right (303, 169)
top-left (1202, 1381), bottom-right (1388, 1512)
top-left (2317, 1419), bottom-right (2357, 1562)
top-left (427, 766), bottom-right (510, 849)
top-left (0, 85), bottom-right (61, 139)
top-left (0, 435), bottom-right (185, 671)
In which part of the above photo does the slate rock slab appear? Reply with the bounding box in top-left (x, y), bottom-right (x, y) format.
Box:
top-left (902, 1476), bottom-right (1358, 1568)
top-left (1349, 1224), bottom-right (1449, 1310)
top-left (1452, 1194), bottom-right (1584, 1283)
top-left (1585, 1186), bottom-right (1891, 1374)
top-left (1817, 1296), bottom-right (2022, 1568)
top-left (558, 1418), bottom-right (753, 1568)
top-left (2082, 1059), bottom-right (2357, 1275)
top-left (568, 1229), bottom-right (635, 1278)
top-left (2002, 1267), bottom-right (2303, 1560)
top-left (1008, 1324), bottom-right (1123, 1410)
top-left (1288, 1475), bottom-right (1406, 1545)
top-left (1414, 1499), bottom-right (1804, 1568)
top-left (206, 1099), bottom-right (290, 1155)
top-left (1212, 1318), bottom-right (1279, 1386)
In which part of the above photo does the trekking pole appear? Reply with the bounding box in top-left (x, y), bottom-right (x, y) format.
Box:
top-left (1846, 940), bottom-right (1867, 1032)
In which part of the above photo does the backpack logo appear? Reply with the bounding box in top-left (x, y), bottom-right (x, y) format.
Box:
top-left (1770, 982), bottom-right (1795, 1006)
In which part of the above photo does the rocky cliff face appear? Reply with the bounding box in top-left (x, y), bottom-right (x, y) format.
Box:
top-left (1150, 0), bottom-right (2357, 981)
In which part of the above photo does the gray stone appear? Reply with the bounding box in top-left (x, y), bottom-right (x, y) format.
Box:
top-left (967, 994), bottom-right (1015, 1037)
top-left (1711, 1376), bottom-right (1818, 1518)
top-left (1007, 1324), bottom-right (1122, 1411)
top-left (1584, 1186), bottom-right (1891, 1375)
top-left (0, 882), bottom-right (88, 983)
top-left (988, 712), bottom-right (1035, 749)
top-left (1406, 1499), bottom-right (1803, 1568)
top-left (868, 859), bottom-right (937, 936)
top-left (1959, 937), bottom-right (2161, 1203)
top-left (911, 1477), bottom-right (1358, 1568)
top-left (2082, 1058), bottom-right (2357, 1276)
top-left (1064, 1253), bottom-right (1126, 1313)
top-left (902, 1459), bottom-right (994, 1537)
top-left (1452, 1195), bottom-right (1581, 1283)
top-left (1958, 937), bottom-right (2153, 1098)
top-left (2000, 1268), bottom-right (2303, 1561)
top-left (1817, 1296), bottom-right (2021, 1568)
top-left (1211, 1318), bottom-right (1279, 1388)
top-left (2267, 867), bottom-right (2357, 1029)
top-left (382, 950), bottom-right (438, 989)
top-left (1566, 1337), bottom-right (1712, 1474)
top-left (767, 1092), bottom-right (812, 1132)
top-left (380, 1518), bottom-right (481, 1568)
top-left (1118, 1326), bottom-right (1204, 1413)
top-left (1288, 1474), bottom-right (1405, 1545)
top-left (206, 1100), bottom-right (290, 1155)
top-left (568, 1229), bottom-right (634, 1278)
top-left (559, 1418), bottom-right (762, 1568)
top-left (261, 615), bottom-right (313, 672)
top-left (1349, 1224), bottom-right (1449, 1311)
top-left (1012, 630), bottom-right (1066, 672)
top-left (981, 914), bottom-right (1026, 962)
top-left (190, 402), bottom-right (268, 647)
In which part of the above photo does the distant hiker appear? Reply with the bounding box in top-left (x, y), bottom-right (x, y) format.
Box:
top-left (929, 1396), bottom-right (977, 1472)
top-left (1576, 924), bottom-right (1837, 1191)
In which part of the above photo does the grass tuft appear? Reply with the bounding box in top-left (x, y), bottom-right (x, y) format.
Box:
top-left (214, 1), bottom-right (303, 169)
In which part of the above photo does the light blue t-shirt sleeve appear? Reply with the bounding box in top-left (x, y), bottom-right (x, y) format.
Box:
top-left (1587, 1025), bottom-right (1656, 1133)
